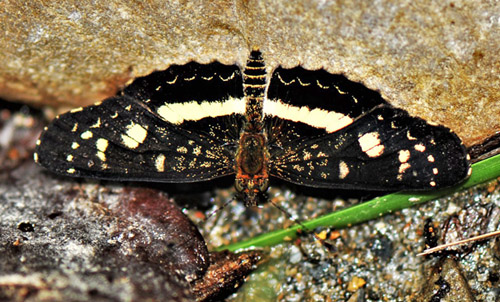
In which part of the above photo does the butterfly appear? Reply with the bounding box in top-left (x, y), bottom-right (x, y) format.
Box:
top-left (35, 49), bottom-right (470, 206)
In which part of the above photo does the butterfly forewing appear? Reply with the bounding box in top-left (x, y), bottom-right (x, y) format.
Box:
top-left (266, 66), bottom-right (385, 119)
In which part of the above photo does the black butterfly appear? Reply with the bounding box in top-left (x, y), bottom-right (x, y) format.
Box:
top-left (35, 49), bottom-right (470, 206)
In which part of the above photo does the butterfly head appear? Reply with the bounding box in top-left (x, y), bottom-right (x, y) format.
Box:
top-left (235, 177), bottom-right (269, 207)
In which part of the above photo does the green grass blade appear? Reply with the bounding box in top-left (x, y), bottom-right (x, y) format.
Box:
top-left (218, 153), bottom-right (500, 252)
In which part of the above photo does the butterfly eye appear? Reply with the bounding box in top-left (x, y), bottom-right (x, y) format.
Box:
top-left (235, 178), bottom-right (245, 193)
top-left (259, 178), bottom-right (269, 192)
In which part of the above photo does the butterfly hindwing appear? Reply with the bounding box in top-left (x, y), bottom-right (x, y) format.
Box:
top-left (35, 62), bottom-right (246, 182)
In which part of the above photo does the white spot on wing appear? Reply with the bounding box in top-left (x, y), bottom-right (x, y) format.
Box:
top-left (122, 134), bottom-right (139, 149)
top-left (33, 153), bottom-right (38, 162)
top-left (414, 143), bottom-right (426, 152)
top-left (316, 80), bottom-right (329, 89)
top-left (66, 154), bottom-right (73, 162)
top-left (358, 132), bottom-right (385, 157)
top-left (277, 73), bottom-right (295, 85)
top-left (96, 138), bottom-right (109, 161)
top-left (334, 85), bottom-right (347, 94)
top-left (166, 75), bottom-right (178, 84)
top-left (96, 138), bottom-right (109, 152)
top-left (81, 131), bottom-right (93, 139)
top-left (200, 161), bottom-right (212, 168)
top-left (317, 151), bottom-right (327, 158)
top-left (193, 146), bottom-right (202, 156)
top-left (303, 151), bottom-right (312, 161)
top-left (121, 122), bottom-right (148, 149)
top-left (398, 150), bottom-right (410, 163)
top-left (121, 136), bottom-right (137, 148)
top-left (97, 151), bottom-right (106, 162)
top-left (219, 72), bottom-right (236, 81)
top-left (263, 99), bottom-right (353, 133)
top-left (297, 78), bottom-right (310, 86)
top-left (397, 149), bottom-right (411, 178)
top-left (157, 97), bottom-right (246, 124)
top-left (71, 142), bottom-right (80, 149)
top-left (67, 168), bottom-right (76, 174)
top-left (70, 107), bottom-right (83, 113)
top-left (90, 118), bottom-right (101, 128)
top-left (399, 162), bottom-right (411, 174)
top-left (339, 161), bottom-right (349, 179)
top-left (155, 154), bottom-right (166, 172)
top-left (407, 131), bottom-right (417, 140)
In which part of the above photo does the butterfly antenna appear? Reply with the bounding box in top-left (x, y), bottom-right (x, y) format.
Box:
top-left (267, 197), bottom-right (308, 230)
top-left (268, 197), bottom-right (336, 251)
top-left (205, 195), bottom-right (236, 221)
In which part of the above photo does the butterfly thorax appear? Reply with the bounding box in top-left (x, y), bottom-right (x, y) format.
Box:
top-left (235, 132), bottom-right (270, 206)
top-left (234, 50), bottom-right (270, 206)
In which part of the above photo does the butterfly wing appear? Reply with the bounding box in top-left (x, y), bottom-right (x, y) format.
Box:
top-left (265, 66), bottom-right (470, 190)
top-left (35, 61), bottom-right (245, 182)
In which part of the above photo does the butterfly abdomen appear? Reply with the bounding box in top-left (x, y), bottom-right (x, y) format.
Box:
top-left (242, 49), bottom-right (267, 130)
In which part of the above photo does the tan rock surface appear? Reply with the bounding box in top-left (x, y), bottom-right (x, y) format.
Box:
top-left (1, 0), bottom-right (499, 146)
